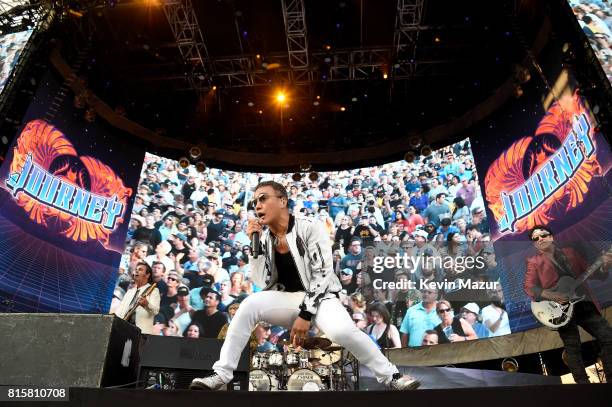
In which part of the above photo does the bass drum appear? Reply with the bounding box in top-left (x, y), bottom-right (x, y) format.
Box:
top-left (286, 368), bottom-right (324, 391)
top-left (249, 369), bottom-right (280, 391)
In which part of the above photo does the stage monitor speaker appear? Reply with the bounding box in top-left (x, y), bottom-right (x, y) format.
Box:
top-left (0, 313), bottom-right (140, 388)
top-left (138, 335), bottom-right (250, 391)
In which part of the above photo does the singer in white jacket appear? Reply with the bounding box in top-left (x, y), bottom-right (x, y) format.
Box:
top-left (190, 181), bottom-right (420, 391)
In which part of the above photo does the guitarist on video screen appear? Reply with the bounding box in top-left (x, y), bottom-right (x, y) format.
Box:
top-left (524, 225), bottom-right (612, 383)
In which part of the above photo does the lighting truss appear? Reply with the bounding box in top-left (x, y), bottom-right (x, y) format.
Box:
top-left (281, 0), bottom-right (311, 84)
top-left (161, 0), bottom-right (212, 90)
top-left (392, 0), bottom-right (425, 78)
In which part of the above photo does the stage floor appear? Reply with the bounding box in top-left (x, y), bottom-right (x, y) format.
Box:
top-left (359, 365), bottom-right (561, 390)
top-left (6, 383), bottom-right (610, 407)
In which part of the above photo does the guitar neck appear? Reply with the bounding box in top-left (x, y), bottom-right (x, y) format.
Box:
top-left (574, 257), bottom-right (604, 287)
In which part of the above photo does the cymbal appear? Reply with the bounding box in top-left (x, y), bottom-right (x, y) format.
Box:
top-left (302, 337), bottom-right (332, 350)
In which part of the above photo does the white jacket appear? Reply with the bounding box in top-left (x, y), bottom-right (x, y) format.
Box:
top-left (249, 214), bottom-right (342, 318)
top-left (113, 283), bottom-right (161, 334)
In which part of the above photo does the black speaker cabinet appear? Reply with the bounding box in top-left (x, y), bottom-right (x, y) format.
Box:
top-left (138, 335), bottom-right (250, 391)
top-left (0, 313), bottom-right (140, 387)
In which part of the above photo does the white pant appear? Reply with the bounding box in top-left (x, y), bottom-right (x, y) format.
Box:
top-left (212, 290), bottom-right (399, 384)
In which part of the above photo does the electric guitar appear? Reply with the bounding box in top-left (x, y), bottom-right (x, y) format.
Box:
top-left (531, 248), bottom-right (610, 329)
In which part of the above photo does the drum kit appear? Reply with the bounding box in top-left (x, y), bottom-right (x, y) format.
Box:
top-left (249, 337), bottom-right (359, 391)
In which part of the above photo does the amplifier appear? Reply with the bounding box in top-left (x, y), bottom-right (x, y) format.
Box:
top-left (138, 335), bottom-right (250, 391)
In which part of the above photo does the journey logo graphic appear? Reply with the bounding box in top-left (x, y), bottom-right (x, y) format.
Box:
top-left (4, 119), bottom-right (132, 247)
top-left (485, 92), bottom-right (602, 236)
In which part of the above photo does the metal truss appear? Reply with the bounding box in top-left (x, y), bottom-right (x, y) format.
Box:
top-left (281, 0), bottom-right (311, 84)
top-left (206, 47), bottom-right (460, 88)
top-left (0, 1), bottom-right (46, 33)
top-left (132, 46), bottom-right (466, 93)
top-left (392, 0), bottom-right (425, 78)
top-left (161, 0), bottom-right (212, 90)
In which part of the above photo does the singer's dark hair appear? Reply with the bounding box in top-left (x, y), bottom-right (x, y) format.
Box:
top-left (136, 261), bottom-right (154, 283)
top-left (254, 180), bottom-right (288, 200)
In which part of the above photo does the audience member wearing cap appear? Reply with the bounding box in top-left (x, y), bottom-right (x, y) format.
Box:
top-left (339, 267), bottom-right (358, 294)
top-left (171, 286), bottom-right (194, 333)
top-left (160, 271), bottom-right (180, 308)
top-left (460, 303), bottom-right (490, 339)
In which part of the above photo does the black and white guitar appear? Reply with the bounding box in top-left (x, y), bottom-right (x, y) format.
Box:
top-left (531, 248), bottom-right (611, 329)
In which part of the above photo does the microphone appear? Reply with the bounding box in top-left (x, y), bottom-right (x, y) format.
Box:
top-left (252, 231), bottom-right (260, 259)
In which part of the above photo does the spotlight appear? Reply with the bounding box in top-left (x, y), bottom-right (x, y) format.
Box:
top-left (421, 145), bottom-right (432, 157)
top-left (84, 108), bottom-right (96, 123)
top-left (383, 73), bottom-right (388, 79)
top-left (178, 157), bottom-right (190, 169)
top-left (292, 172), bottom-right (302, 182)
top-left (515, 66), bottom-right (531, 83)
top-left (276, 91), bottom-right (286, 103)
top-left (404, 151), bottom-right (416, 163)
top-left (340, 106), bottom-right (346, 112)
top-left (299, 163), bottom-right (312, 172)
top-left (514, 84), bottom-right (524, 98)
top-left (189, 146), bottom-right (202, 160)
top-left (308, 172), bottom-right (319, 182)
top-left (73, 95), bottom-right (85, 109)
top-left (408, 136), bottom-right (422, 149)
top-left (195, 161), bottom-right (207, 173)
top-left (501, 358), bottom-right (519, 373)
top-left (212, 85), bottom-right (217, 91)
top-left (114, 105), bottom-right (126, 116)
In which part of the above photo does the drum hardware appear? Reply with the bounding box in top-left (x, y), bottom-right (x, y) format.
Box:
top-left (248, 338), bottom-right (359, 391)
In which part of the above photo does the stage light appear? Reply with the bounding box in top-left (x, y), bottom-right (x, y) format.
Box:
top-left (434, 37), bottom-right (441, 43)
top-left (292, 173), bottom-right (302, 182)
top-left (501, 358), bottom-right (519, 373)
top-left (316, 95), bottom-right (320, 99)
top-left (195, 161), bottom-right (207, 173)
top-left (178, 157), bottom-right (190, 169)
top-left (404, 151), bottom-right (416, 163)
top-left (256, 54), bottom-right (261, 59)
top-left (408, 136), bottom-right (422, 149)
top-left (308, 172), bottom-right (319, 182)
top-left (212, 85), bottom-right (217, 91)
top-left (84, 108), bottom-right (96, 123)
top-left (340, 106), bottom-right (346, 112)
top-left (421, 145), bottom-right (432, 157)
top-left (383, 73), bottom-right (388, 79)
top-left (514, 84), bottom-right (524, 98)
top-left (325, 45), bottom-right (331, 51)
top-left (276, 91), bottom-right (286, 103)
top-left (189, 146), bottom-right (202, 160)
top-left (258, 110), bottom-right (263, 114)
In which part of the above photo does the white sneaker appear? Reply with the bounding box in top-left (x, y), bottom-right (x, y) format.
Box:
top-left (189, 374), bottom-right (227, 391)
top-left (389, 373), bottom-right (421, 390)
